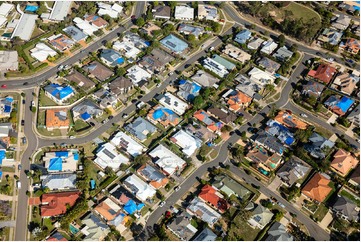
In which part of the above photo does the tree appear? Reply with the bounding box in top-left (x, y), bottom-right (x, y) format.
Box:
top-left (104, 166), bottom-right (115, 176)
top-left (201, 88), bottom-right (211, 100)
top-left (192, 95), bottom-right (204, 109)
top-left (187, 34), bottom-right (196, 42)
top-left (115, 66), bottom-right (126, 76)
top-left (136, 17), bottom-right (145, 27)
top-left (278, 34), bottom-right (286, 47)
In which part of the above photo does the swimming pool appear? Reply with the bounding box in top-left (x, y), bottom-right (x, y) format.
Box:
top-left (258, 167), bottom-right (270, 176)
top-left (25, 5), bottom-right (39, 12)
top-left (69, 224), bottom-right (79, 235)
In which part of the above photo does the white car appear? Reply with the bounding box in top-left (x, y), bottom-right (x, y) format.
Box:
top-left (159, 201), bottom-right (166, 207)
top-left (174, 186), bottom-right (181, 192)
top-left (300, 113), bottom-right (308, 118)
top-left (326, 57), bottom-right (334, 63)
top-left (122, 114), bottom-right (128, 119)
top-left (69, 136), bottom-right (75, 139)
top-left (31, 101), bottom-right (35, 107)
top-left (156, 83), bottom-right (161, 87)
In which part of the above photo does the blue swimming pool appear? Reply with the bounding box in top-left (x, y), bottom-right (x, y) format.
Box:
top-left (69, 224), bottom-right (79, 235)
top-left (25, 5), bottom-right (39, 12)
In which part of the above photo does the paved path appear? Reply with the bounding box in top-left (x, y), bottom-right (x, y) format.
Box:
top-left (0, 221), bottom-right (16, 229)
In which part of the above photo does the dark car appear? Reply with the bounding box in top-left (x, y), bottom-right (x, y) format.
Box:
top-left (109, 115), bottom-right (114, 120)
top-left (89, 122), bottom-right (95, 127)
top-left (21, 120), bottom-right (25, 126)
top-left (251, 183), bottom-right (260, 189)
top-left (131, 15), bottom-right (136, 19)
top-left (247, 127), bottom-right (257, 133)
top-left (316, 52), bottom-right (322, 56)
top-left (22, 99), bottom-right (26, 104)
top-left (23, 82), bottom-right (28, 86)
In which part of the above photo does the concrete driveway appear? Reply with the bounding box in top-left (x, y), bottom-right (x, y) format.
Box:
top-left (268, 176), bottom-right (282, 192)
top-left (319, 210), bottom-right (333, 232)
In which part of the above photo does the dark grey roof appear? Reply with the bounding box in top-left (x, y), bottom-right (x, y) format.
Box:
top-left (254, 130), bottom-right (285, 155)
top-left (258, 57), bottom-right (281, 74)
top-left (273, 46), bottom-right (294, 61)
top-left (332, 196), bottom-right (360, 221)
top-left (139, 164), bottom-right (166, 182)
top-left (277, 156), bottom-right (311, 187)
top-left (167, 212), bottom-right (197, 241)
top-left (125, 117), bottom-right (157, 141)
top-left (153, 5), bottom-right (171, 18)
top-left (265, 222), bottom-right (294, 241)
top-left (193, 227), bottom-right (217, 241)
top-left (108, 76), bottom-right (133, 95)
top-left (302, 81), bottom-right (325, 97)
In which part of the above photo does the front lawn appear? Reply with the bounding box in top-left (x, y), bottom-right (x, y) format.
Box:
top-left (39, 90), bottom-right (58, 107)
top-left (73, 119), bottom-right (90, 131)
top-left (227, 213), bottom-right (260, 241)
top-left (313, 203), bottom-right (329, 222)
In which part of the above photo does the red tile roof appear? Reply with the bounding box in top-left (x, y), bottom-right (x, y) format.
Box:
top-left (198, 185), bottom-right (229, 213)
top-left (40, 191), bottom-right (80, 217)
top-left (308, 64), bottom-right (337, 84)
top-left (302, 173), bottom-right (332, 203)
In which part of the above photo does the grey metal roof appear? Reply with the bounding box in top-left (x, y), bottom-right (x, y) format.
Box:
top-left (277, 156), bottom-right (311, 186)
top-left (41, 173), bottom-right (76, 190)
top-left (265, 222), bottom-right (294, 241)
top-left (125, 117), bottom-right (157, 141)
top-left (63, 25), bottom-right (87, 42)
top-left (193, 227), bottom-right (217, 241)
top-left (332, 196), bottom-right (359, 221)
top-left (139, 164), bottom-right (166, 182)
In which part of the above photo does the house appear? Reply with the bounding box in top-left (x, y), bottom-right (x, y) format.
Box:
top-left (340, 38), bottom-right (360, 54)
top-left (44, 150), bottom-right (79, 173)
top-left (349, 165), bottom-right (360, 187)
top-left (40, 191), bottom-right (80, 217)
top-left (332, 195), bottom-right (359, 221)
top-left (110, 131), bottom-right (144, 157)
top-left (123, 174), bottom-right (156, 201)
top-left (100, 49), bottom-right (124, 67)
top-left (30, 43), bottom-right (57, 62)
top-left (123, 199), bottom-right (145, 215)
top-left (317, 28), bottom-right (343, 45)
top-left (48, 34), bottom-right (75, 51)
top-left (347, 104), bottom-right (360, 126)
top-left (331, 149), bottom-right (359, 177)
top-left (258, 57), bottom-right (281, 74)
top-left (265, 222), bottom-right (294, 241)
top-left (0, 51), bottom-right (18, 71)
top-left (332, 14), bottom-right (351, 30)
top-left (324, 95), bottom-right (354, 116)
top-left (212, 54), bottom-right (236, 71)
top-left (177, 80), bottom-right (201, 102)
top-left (125, 117), bottom-right (157, 142)
top-left (247, 37), bottom-right (265, 50)
top-left (194, 110), bottom-right (223, 133)
top-left (126, 65), bottom-right (152, 86)
top-left (222, 44), bottom-right (251, 64)
top-left (174, 5), bottom-right (194, 20)
top-left (108, 76), bottom-right (133, 96)
top-left (273, 46), bottom-right (294, 62)
top-left (184, 123), bottom-right (216, 143)
top-left (0, 123), bottom-right (12, 152)
top-left (159, 92), bottom-right (189, 115)
top-left (137, 164), bottom-right (169, 189)
top-left (110, 184), bottom-right (141, 205)
top-left (167, 212), bottom-right (198, 241)
top-left (308, 64), bottom-right (337, 84)
top-left (94, 198), bottom-right (126, 225)
top-left (193, 227), bottom-right (217, 241)
top-left (81, 213), bottom-right (110, 241)
top-left (202, 57), bottom-right (229, 78)
top-left (207, 107), bottom-right (237, 124)
top-left (72, 99), bottom-right (103, 121)
top-left (11, 13), bottom-right (37, 41)
top-left (46, 232), bottom-right (67, 241)
top-left (226, 90), bottom-right (253, 111)
top-left (305, 132), bottom-right (335, 159)
top-left (274, 110), bottom-right (308, 130)
top-left (170, 129), bottom-right (202, 157)
top-left (235, 29), bottom-right (252, 44)
top-left (0, 3), bottom-right (14, 18)
top-left (248, 205), bottom-right (273, 229)
top-left (45, 109), bottom-right (69, 131)
top-left (0, 96), bottom-right (14, 117)
top-left (191, 70), bottom-right (219, 87)
top-left (83, 61), bottom-right (113, 82)
top-left (246, 146), bottom-right (283, 172)
top-left (112, 41), bottom-right (141, 59)
top-left (48, 1), bottom-right (71, 21)
top-left (248, 67), bottom-right (276, 86)
top-left (198, 185), bottom-right (229, 213)
top-left (138, 55), bottom-right (163, 74)
top-left (63, 25), bottom-right (87, 42)
top-left (302, 81), bottom-right (325, 97)
top-left (302, 173), bottom-right (332, 203)
top-left (92, 88), bottom-right (117, 109)
top-left (235, 74), bottom-right (262, 99)
top-left (123, 32), bottom-right (149, 50)
top-left (197, 4), bottom-right (218, 20)
top-left (160, 34), bottom-right (189, 54)
top-left (97, 2), bottom-right (123, 18)
top-left (149, 144), bottom-right (187, 176)
top-left (147, 105), bottom-right (181, 127)
top-left (187, 197), bottom-right (221, 226)
top-left (41, 173), bottom-right (77, 191)
top-left (44, 83), bottom-right (74, 105)
top-left (253, 130), bottom-right (285, 155)
top-left (152, 5), bottom-right (171, 20)
top-left (65, 71), bottom-right (95, 91)
top-left (150, 48), bottom-right (175, 66)
top-left (333, 73), bottom-right (359, 95)
top-left (261, 41), bottom-right (278, 55)
top-left (178, 24), bottom-right (204, 38)
top-left (277, 156), bottom-right (311, 187)
top-left (84, 15), bottom-right (108, 29)
top-left (94, 142), bottom-right (129, 170)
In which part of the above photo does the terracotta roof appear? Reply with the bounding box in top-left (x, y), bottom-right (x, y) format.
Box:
top-left (308, 64), bottom-right (337, 84)
top-left (85, 15), bottom-right (108, 28)
top-left (29, 197), bottom-right (41, 206)
top-left (344, 38), bottom-right (360, 54)
top-left (94, 199), bottom-right (121, 221)
top-left (227, 91), bottom-right (252, 111)
top-left (331, 149), bottom-right (359, 176)
top-left (41, 191), bottom-right (80, 217)
top-left (193, 110), bottom-right (223, 132)
top-left (302, 173), bottom-right (332, 203)
top-left (119, 193), bottom-right (130, 204)
top-left (274, 110), bottom-right (308, 130)
top-left (49, 34), bottom-right (74, 51)
top-left (198, 185), bottom-right (229, 213)
top-left (46, 109), bottom-right (70, 129)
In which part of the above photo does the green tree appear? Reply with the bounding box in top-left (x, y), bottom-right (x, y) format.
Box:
top-left (136, 17), bottom-right (145, 27)
top-left (187, 34), bottom-right (196, 42)
top-left (278, 34), bottom-right (286, 47)
top-left (192, 95), bottom-right (204, 109)
top-left (201, 88), bottom-right (211, 100)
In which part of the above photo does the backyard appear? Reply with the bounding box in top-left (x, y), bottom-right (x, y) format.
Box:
top-left (340, 189), bottom-right (360, 206)
top-left (39, 90), bottom-right (58, 107)
top-left (227, 213), bottom-right (260, 241)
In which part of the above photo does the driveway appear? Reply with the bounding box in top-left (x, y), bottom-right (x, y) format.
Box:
top-left (327, 114), bottom-right (338, 124)
top-left (268, 177), bottom-right (282, 192)
top-left (319, 210), bottom-right (333, 232)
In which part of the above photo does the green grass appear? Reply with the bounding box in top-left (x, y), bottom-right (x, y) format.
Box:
top-left (227, 213), bottom-right (260, 241)
top-left (39, 90), bottom-right (58, 107)
top-left (143, 131), bottom-right (162, 147)
top-left (82, 142), bottom-right (98, 157)
top-left (209, 150), bottom-right (218, 159)
top-left (313, 203), bottom-right (329, 222)
top-left (190, 219), bottom-right (198, 228)
top-left (340, 190), bottom-right (360, 206)
top-left (74, 119), bottom-right (90, 131)
top-left (283, 2), bottom-right (321, 22)
top-left (43, 218), bottom-right (54, 231)
top-left (1, 166), bottom-right (15, 173)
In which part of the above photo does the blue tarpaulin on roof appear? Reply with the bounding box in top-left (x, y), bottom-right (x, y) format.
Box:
top-left (145, 41), bottom-right (151, 46)
top-left (0, 170), bottom-right (2, 180)
top-left (0, 150), bottom-right (5, 165)
top-left (5, 97), bottom-right (13, 102)
top-left (123, 200), bottom-right (144, 215)
top-left (179, 79), bottom-right (187, 85)
top-left (55, 151), bottom-right (68, 157)
top-left (81, 112), bottom-right (91, 121)
top-left (116, 57), bottom-right (124, 64)
top-left (49, 157), bottom-right (63, 171)
top-left (336, 96), bottom-right (354, 113)
top-left (4, 105), bottom-right (11, 113)
top-left (74, 152), bottom-right (79, 161)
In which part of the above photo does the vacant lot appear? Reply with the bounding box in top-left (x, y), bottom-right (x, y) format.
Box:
top-left (283, 2), bottom-right (321, 22)
top-left (227, 213), bottom-right (260, 241)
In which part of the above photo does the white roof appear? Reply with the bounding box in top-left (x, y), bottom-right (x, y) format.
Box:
top-left (248, 67), bottom-right (275, 86)
top-left (74, 17), bottom-right (97, 36)
top-left (112, 40), bottom-right (141, 59)
top-left (203, 57), bottom-right (229, 78)
top-left (126, 65), bottom-right (152, 85)
top-left (30, 43), bottom-right (57, 62)
top-left (49, 1), bottom-right (72, 21)
top-left (0, 3), bottom-right (14, 17)
top-left (0, 16), bottom-right (7, 28)
top-left (43, 150), bottom-right (78, 172)
top-left (174, 5), bottom-right (194, 19)
top-left (171, 130), bottom-right (202, 157)
top-left (149, 144), bottom-right (186, 176)
top-left (110, 131), bottom-right (144, 157)
top-left (159, 92), bottom-right (189, 115)
top-left (97, 2), bottom-right (123, 18)
top-left (261, 41), bottom-right (278, 55)
top-left (0, 51), bottom-right (18, 71)
top-left (41, 173), bottom-right (77, 190)
top-left (187, 197), bottom-right (221, 226)
top-left (94, 142), bottom-right (129, 170)
top-left (11, 14), bottom-right (37, 41)
top-left (124, 174), bottom-right (156, 201)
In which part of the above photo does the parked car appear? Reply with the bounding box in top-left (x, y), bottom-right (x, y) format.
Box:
top-left (18, 165), bottom-right (22, 170)
top-left (22, 99), bottom-right (26, 104)
top-left (174, 186), bottom-right (181, 192)
top-left (16, 181), bottom-right (21, 189)
top-left (122, 113), bottom-right (128, 119)
top-left (22, 137), bottom-right (27, 144)
top-left (251, 183), bottom-right (260, 189)
top-left (156, 83), bottom-right (161, 87)
top-left (277, 202), bottom-right (286, 208)
top-left (300, 113), bottom-right (308, 118)
top-left (21, 120), bottom-right (25, 126)
top-left (1, 84), bottom-right (7, 88)
top-left (69, 136), bottom-right (75, 139)
top-left (159, 201), bottom-right (166, 207)
top-left (23, 82), bottom-right (28, 86)
top-left (108, 115), bottom-right (114, 120)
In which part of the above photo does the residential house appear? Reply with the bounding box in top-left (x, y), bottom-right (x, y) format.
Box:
top-left (63, 26), bottom-right (87, 42)
top-left (152, 5), bottom-right (171, 20)
top-left (340, 38), bottom-right (360, 54)
top-left (248, 67), bottom-right (276, 86)
top-left (92, 88), bottom-right (117, 109)
top-left (94, 142), bottom-right (129, 170)
top-left (253, 130), bottom-right (285, 155)
top-left (197, 4), bottom-right (218, 20)
top-left (174, 5), bottom-right (194, 20)
top-left (44, 150), bottom-right (79, 173)
top-left (235, 74), bottom-right (262, 100)
top-left (40, 191), bottom-right (80, 217)
top-left (45, 109), bottom-right (70, 131)
top-left (125, 117), bottom-right (157, 142)
top-left (160, 34), bottom-right (189, 54)
top-left (83, 61), bottom-right (113, 82)
top-left (123, 32), bottom-right (149, 50)
top-left (0, 123), bottom-right (12, 152)
top-left (235, 29), bottom-right (252, 44)
top-left (317, 28), bottom-right (343, 45)
top-left (246, 146), bottom-right (283, 172)
top-left (94, 198), bottom-right (127, 226)
top-left (187, 197), bottom-right (221, 226)
top-left (193, 227), bottom-right (217, 241)
top-left (331, 149), bottom-right (359, 177)
top-left (48, 1), bottom-right (72, 21)
top-left (110, 131), bottom-right (145, 157)
top-left (276, 156), bottom-right (311, 187)
top-left (308, 64), bottom-right (337, 84)
top-left (110, 184), bottom-right (141, 206)
top-left (108, 76), bottom-right (133, 96)
top-left (212, 54), bottom-right (236, 71)
top-left (137, 164), bottom-right (169, 189)
top-left (348, 165), bottom-right (360, 187)
top-left (258, 57), bottom-right (281, 74)
top-left (247, 37), bottom-right (265, 50)
top-left (100, 49), bottom-right (124, 67)
top-left (198, 185), bottom-right (229, 213)
top-left (248, 205), bottom-right (273, 229)
top-left (138, 54), bottom-right (163, 74)
top-left (202, 57), bottom-right (229, 78)
top-left (0, 51), bottom-right (18, 71)
top-left (226, 90), bottom-right (253, 111)
top-left (274, 110), bottom-right (308, 130)
top-left (97, 2), bottom-right (123, 18)
top-left (302, 81), bottom-right (325, 97)
top-left (0, 3), bottom-right (14, 18)
top-left (112, 41), bottom-right (141, 60)
top-left (48, 34), bottom-right (75, 51)
top-left (0, 96), bottom-right (14, 117)
top-left (265, 222), bottom-right (294, 241)
top-left (72, 99), bottom-right (103, 121)
top-left (305, 132), bottom-right (335, 159)
top-left (177, 80), bottom-right (201, 102)
top-left (191, 70), bottom-right (219, 87)
top-left (261, 41), bottom-right (278, 55)
top-left (81, 213), bottom-right (110, 241)
top-left (46, 232), bottom-right (67, 241)
top-left (170, 129), bottom-right (202, 157)
top-left (44, 83), bottom-right (74, 105)
top-left (30, 43), bottom-right (57, 62)
top-left (207, 107), bottom-right (237, 124)
top-left (347, 104), bottom-right (360, 126)
top-left (123, 174), bottom-right (156, 201)
top-left (65, 71), bottom-right (95, 91)
top-left (178, 24), bottom-right (204, 38)
top-left (126, 65), bottom-right (152, 86)
top-left (273, 46), bottom-right (294, 62)
top-left (194, 110), bottom-right (223, 133)
top-left (84, 15), bottom-right (108, 29)
top-left (159, 92), bottom-right (189, 115)
top-left (11, 13), bottom-right (37, 41)
top-left (41, 173), bottom-right (77, 191)
top-left (332, 195), bottom-right (359, 221)
top-left (332, 14), bottom-right (351, 30)
top-left (122, 199), bottom-right (145, 215)
top-left (222, 44), bottom-right (251, 64)
top-left (184, 123), bottom-right (216, 143)
top-left (149, 144), bottom-right (187, 176)
top-left (333, 73), bottom-right (359, 95)
top-left (302, 173), bottom-right (332, 203)
top-left (147, 105), bottom-right (181, 127)
top-left (324, 95), bottom-right (354, 116)
top-left (167, 212), bottom-right (198, 241)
